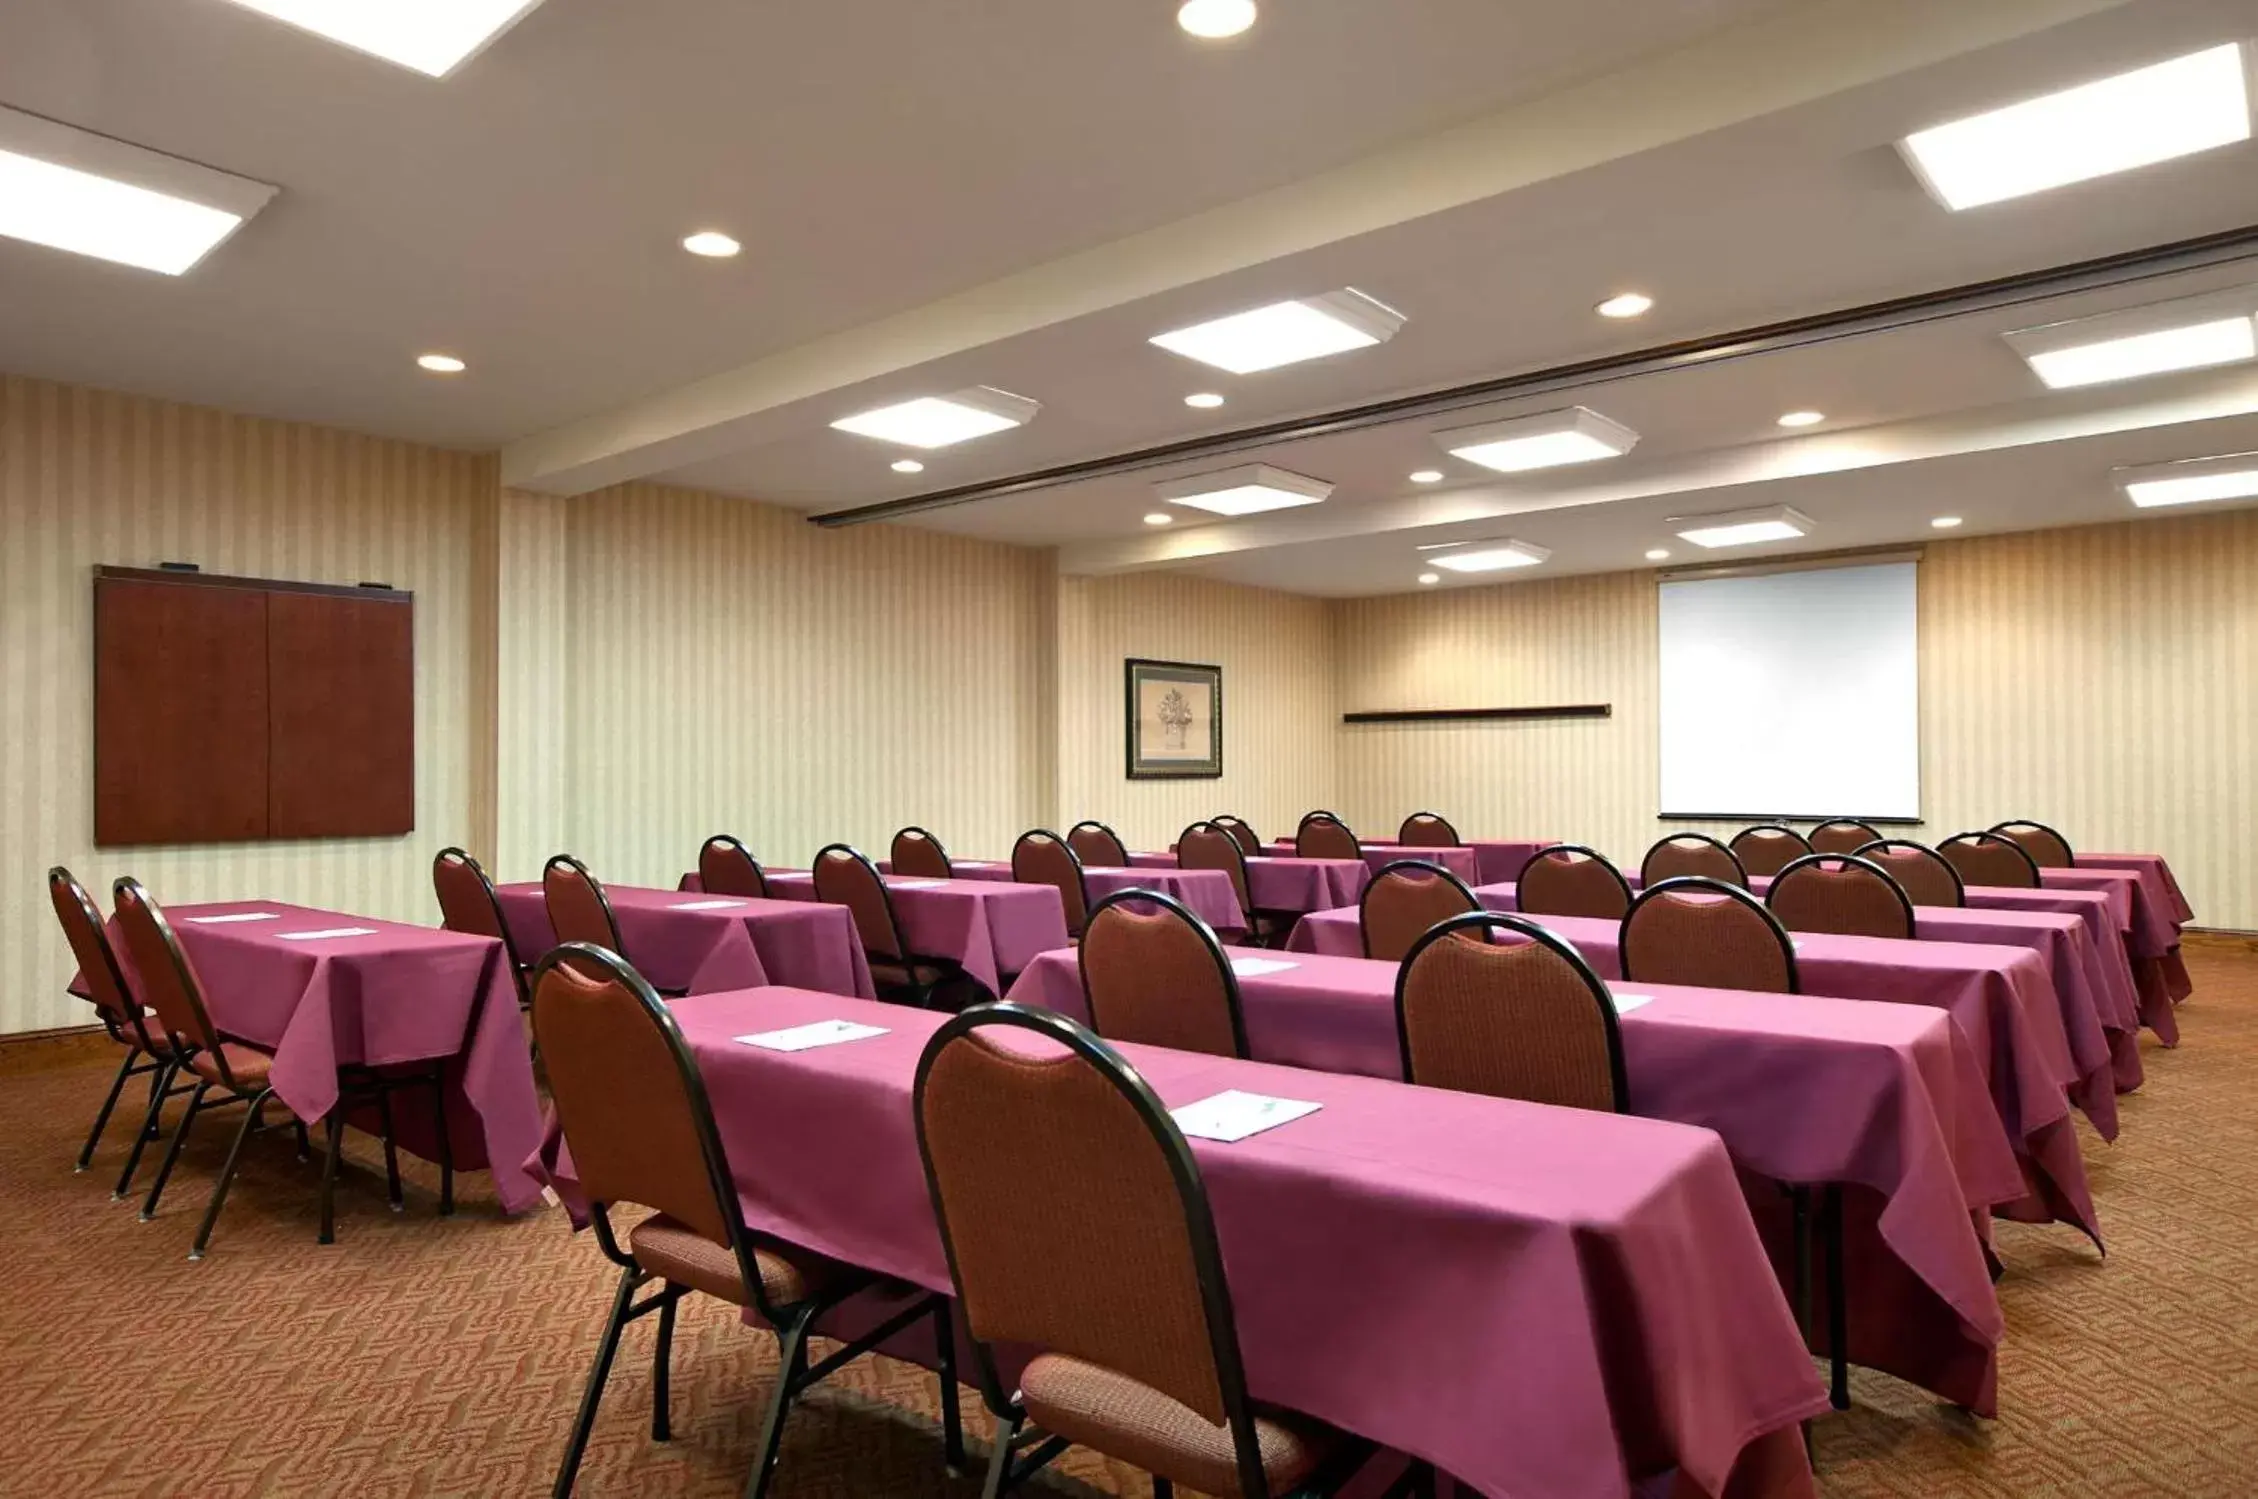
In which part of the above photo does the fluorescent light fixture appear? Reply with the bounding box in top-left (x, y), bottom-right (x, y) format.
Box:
top-left (1419, 538), bottom-right (1552, 573)
top-left (1150, 289), bottom-right (1404, 374)
top-left (1899, 43), bottom-right (2251, 210)
top-left (1596, 292), bottom-right (1653, 319)
top-left (1155, 463), bottom-right (1332, 517)
top-left (2007, 306), bottom-right (2257, 391)
top-left (1777, 410), bottom-right (1825, 428)
top-left (0, 106), bottom-right (276, 274)
top-left (1435, 406), bottom-right (1639, 474)
top-left (2114, 452), bottom-right (2258, 508)
top-left (830, 387), bottom-right (1039, 449)
top-left (1178, 0), bottom-right (1256, 39)
top-left (1673, 505), bottom-right (1814, 548)
top-left (682, 231), bottom-right (741, 258)
top-left (217, 0), bottom-right (548, 78)
top-left (416, 353), bottom-right (466, 373)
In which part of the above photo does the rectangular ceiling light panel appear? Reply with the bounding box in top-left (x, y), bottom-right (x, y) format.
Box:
top-left (1149, 289), bottom-right (1404, 374)
top-left (2114, 452), bottom-right (2258, 508)
top-left (2003, 288), bottom-right (2258, 389)
top-left (1900, 43), bottom-right (2251, 210)
top-left (829, 387), bottom-right (1041, 449)
top-left (218, 0), bottom-right (549, 77)
top-left (1421, 538), bottom-right (1551, 572)
top-left (1155, 463), bottom-right (1334, 516)
top-left (1673, 505), bottom-right (1814, 549)
top-left (0, 106), bottom-right (277, 274)
top-left (1435, 406), bottom-right (1640, 473)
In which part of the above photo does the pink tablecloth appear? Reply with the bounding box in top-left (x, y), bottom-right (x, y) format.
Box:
top-left (497, 884), bottom-right (874, 1000)
top-left (1130, 851), bottom-right (1369, 913)
top-left (878, 859), bottom-right (1014, 881)
top-left (120, 901), bottom-right (545, 1214)
top-left (1007, 947), bottom-right (2019, 1412)
top-left (2040, 867), bottom-right (2190, 1041)
top-left (1261, 840), bottom-right (1482, 884)
top-left (760, 872), bottom-right (1069, 998)
top-left (1080, 867), bottom-right (1247, 935)
top-left (1469, 840), bottom-right (1557, 885)
top-left (536, 985), bottom-right (1825, 1499)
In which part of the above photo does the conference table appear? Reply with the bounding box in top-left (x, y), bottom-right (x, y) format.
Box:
top-left (495, 883), bottom-right (875, 999)
top-left (1259, 839), bottom-right (1482, 884)
top-left (1128, 850), bottom-right (1370, 913)
top-left (1467, 839), bottom-right (1556, 885)
top-left (533, 984), bottom-right (1829, 1499)
top-left (757, 871), bottom-right (1070, 998)
top-left (879, 858), bottom-right (1249, 935)
top-left (2049, 856), bottom-right (2195, 1041)
top-left (100, 901), bottom-right (547, 1214)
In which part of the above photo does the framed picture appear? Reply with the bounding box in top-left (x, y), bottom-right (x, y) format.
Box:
top-left (1125, 658), bottom-right (1222, 779)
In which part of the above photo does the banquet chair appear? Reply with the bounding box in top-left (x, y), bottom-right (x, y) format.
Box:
top-left (1936, 832), bottom-right (2041, 890)
top-left (1358, 860), bottom-right (1479, 963)
top-left (1620, 878), bottom-right (1799, 994)
top-left (434, 846), bottom-right (533, 1008)
top-left (1394, 913), bottom-right (1626, 1112)
top-left (1078, 889), bottom-right (1248, 1058)
top-left (50, 867), bottom-right (193, 1198)
top-left (1066, 820), bottom-right (1129, 869)
top-left (544, 855), bottom-right (688, 999)
top-left (913, 1004), bottom-right (1409, 1499)
top-left (891, 826), bottom-right (955, 880)
top-left (697, 834), bottom-right (772, 899)
top-left (1766, 855), bottom-right (1916, 940)
top-left (1210, 816), bottom-right (1263, 858)
top-left (1851, 840), bottom-right (1966, 907)
top-left (1807, 819), bottom-right (1883, 857)
top-left (1640, 833), bottom-right (1747, 888)
top-left (1294, 815), bottom-right (1362, 862)
top-left (1516, 844), bottom-right (1634, 921)
top-left (1396, 811), bottom-right (1460, 847)
top-left (1729, 825), bottom-right (1812, 878)
top-left (534, 944), bottom-right (959, 1499)
top-left (814, 844), bottom-right (963, 1006)
top-left (1178, 821), bottom-right (1289, 947)
top-left (1990, 820), bottom-right (2075, 869)
top-left (1013, 830), bottom-right (1093, 940)
top-left (114, 877), bottom-right (370, 1257)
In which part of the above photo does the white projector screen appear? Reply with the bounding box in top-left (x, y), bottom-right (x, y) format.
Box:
top-left (1658, 561), bottom-right (1920, 820)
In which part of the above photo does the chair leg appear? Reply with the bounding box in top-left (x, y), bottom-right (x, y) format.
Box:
top-left (1152, 1478), bottom-right (1173, 1499)
top-left (76, 1051), bottom-right (140, 1171)
top-left (742, 1307), bottom-right (816, 1499)
top-left (319, 1113), bottom-right (345, 1245)
top-left (935, 1301), bottom-right (965, 1476)
top-left (433, 1068), bottom-right (455, 1217)
top-left (981, 1412), bottom-right (1024, 1499)
top-left (190, 1087), bottom-right (273, 1261)
top-left (113, 1061), bottom-right (176, 1200)
top-left (1824, 1183), bottom-right (1850, 1410)
top-left (652, 1288), bottom-right (678, 1441)
top-left (376, 1086), bottom-right (404, 1212)
top-left (139, 1081), bottom-right (209, 1221)
top-left (295, 1120), bottom-right (312, 1163)
top-left (553, 1265), bottom-right (640, 1499)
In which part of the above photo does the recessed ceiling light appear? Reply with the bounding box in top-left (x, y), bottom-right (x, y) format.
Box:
top-left (1177, 0), bottom-right (1256, 40)
top-left (1645, 548), bottom-right (1671, 561)
top-left (1417, 572), bottom-right (1441, 586)
top-left (1155, 463), bottom-right (1332, 517)
top-left (1596, 292), bottom-right (1654, 319)
top-left (0, 106), bottom-right (276, 275)
top-left (1930, 515), bottom-right (1963, 529)
top-left (1150, 289), bottom-right (1404, 374)
top-left (2003, 292), bottom-right (2258, 389)
top-left (1418, 538), bottom-right (1552, 574)
top-left (1899, 43), bottom-right (2251, 211)
top-left (1777, 410), bottom-right (1825, 428)
top-left (2114, 452), bottom-right (2258, 508)
top-left (1672, 505), bottom-right (1813, 549)
top-left (416, 353), bottom-right (466, 373)
top-left (1144, 511), bottom-right (1176, 526)
top-left (891, 459), bottom-right (925, 474)
top-left (1434, 406), bottom-right (1639, 474)
top-left (830, 386), bottom-right (1039, 449)
top-left (1184, 392), bottom-right (1226, 409)
top-left (682, 231), bottom-right (741, 258)
top-left (1408, 470), bottom-right (1445, 484)
top-left (216, 0), bottom-right (549, 77)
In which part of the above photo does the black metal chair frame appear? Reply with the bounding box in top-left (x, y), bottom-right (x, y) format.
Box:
top-left (1807, 819), bottom-right (1884, 855)
top-left (1729, 823), bottom-right (1813, 874)
top-left (813, 843), bottom-right (969, 1006)
top-left (911, 1004), bottom-right (1405, 1499)
top-left (1013, 829), bottom-right (1093, 937)
top-left (697, 832), bottom-right (772, 899)
top-left (1851, 839), bottom-right (1967, 907)
top-left (543, 853), bottom-right (628, 953)
top-left (1937, 831), bottom-right (2043, 889)
top-left (1294, 814), bottom-right (1363, 861)
top-left (1209, 815), bottom-right (1262, 858)
top-left (1295, 811), bottom-right (1344, 833)
top-left (1065, 819), bottom-right (1130, 868)
top-left (436, 845), bottom-right (533, 1007)
top-left (1395, 811), bottom-right (1461, 846)
top-left (1178, 820), bottom-right (1288, 949)
top-left (535, 944), bottom-right (961, 1499)
top-left (1357, 859), bottom-right (1479, 962)
top-left (1989, 819), bottom-right (2075, 868)
top-left (1394, 912), bottom-right (1629, 1111)
top-left (891, 824), bottom-right (955, 879)
top-left (1639, 833), bottom-right (1750, 889)
top-left (1515, 843), bottom-right (1634, 920)
top-left (1766, 853), bottom-right (1917, 940)
top-left (1078, 887), bottom-right (1251, 1060)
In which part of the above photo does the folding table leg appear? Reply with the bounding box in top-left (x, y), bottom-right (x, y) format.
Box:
top-left (319, 1114), bottom-right (345, 1245)
top-left (376, 1087), bottom-right (404, 1211)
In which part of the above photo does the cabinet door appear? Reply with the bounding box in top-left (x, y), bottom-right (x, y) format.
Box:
top-left (266, 591), bottom-right (415, 838)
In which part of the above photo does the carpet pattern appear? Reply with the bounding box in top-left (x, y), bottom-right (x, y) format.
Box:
top-left (1, 942), bottom-right (2252, 1497)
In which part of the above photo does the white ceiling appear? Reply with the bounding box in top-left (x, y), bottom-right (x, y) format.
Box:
top-left (7, 0), bottom-right (2258, 597)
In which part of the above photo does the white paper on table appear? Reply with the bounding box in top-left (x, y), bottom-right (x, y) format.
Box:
top-left (1608, 992), bottom-right (1655, 1015)
top-left (955, 861), bottom-right (1003, 869)
top-left (887, 878), bottom-right (945, 889)
top-left (1229, 957), bottom-right (1298, 978)
top-left (184, 912), bottom-right (280, 925)
top-left (670, 898), bottom-right (749, 911)
top-left (736, 1019), bottom-right (890, 1052)
top-left (277, 927), bottom-right (379, 941)
top-left (1171, 1090), bottom-right (1322, 1143)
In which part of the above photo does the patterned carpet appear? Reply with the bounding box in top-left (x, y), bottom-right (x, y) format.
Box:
top-left (2, 941), bottom-right (2252, 1498)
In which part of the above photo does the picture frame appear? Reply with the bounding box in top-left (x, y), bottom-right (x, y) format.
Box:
top-left (1124, 657), bottom-right (1222, 780)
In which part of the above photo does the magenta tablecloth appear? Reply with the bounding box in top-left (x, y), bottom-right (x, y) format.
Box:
top-left (1468, 839), bottom-right (1555, 886)
top-left (496, 883), bottom-right (874, 1000)
top-left (878, 859), bottom-right (1015, 881)
top-left (1007, 947), bottom-right (2019, 1412)
top-left (2040, 867), bottom-right (2190, 1040)
top-left (1080, 867), bottom-right (1247, 935)
top-left (761, 872), bottom-right (1069, 998)
top-left (1261, 840), bottom-right (1482, 884)
top-left (119, 901), bottom-right (545, 1214)
top-left (534, 985), bottom-right (1825, 1499)
top-left (1130, 851), bottom-right (1369, 913)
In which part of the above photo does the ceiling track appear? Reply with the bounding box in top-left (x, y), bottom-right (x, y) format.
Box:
top-left (809, 222), bottom-right (2258, 528)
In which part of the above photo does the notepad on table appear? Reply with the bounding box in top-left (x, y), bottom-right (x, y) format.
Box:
top-left (184, 912), bottom-right (280, 925)
top-left (1171, 1090), bottom-right (1321, 1142)
top-left (671, 898), bottom-right (748, 911)
top-left (736, 1019), bottom-right (890, 1052)
top-left (887, 878), bottom-right (945, 889)
top-left (1229, 957), bottom-right (1297, 978)
top-left (1609, 992), bottom-right (1655, 1016)
top-left (277, 927), bottom-right (379, 941)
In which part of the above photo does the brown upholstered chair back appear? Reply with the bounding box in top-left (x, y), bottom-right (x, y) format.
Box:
top-left (1640, 834), bottom-right (1747, 888)
top-left (1078, 891), bottom-right (1247, 1058)
top-left (697, 835), bottom-right (771, 899)
top-left (914, 1006), bottom-right (1247, 1431)
top-left (1294, 816), bottom-right (1361, 862)
top-left (1358, 860), bottom-right (1479, 963)
top-left (50, 867), bottom-right (153, 1045)
top-left (1937, 833), bottom-right (2040, 889)
top-left (110, 878), bottom-right (226, 1062)
top-left (1728, 825), bottom-right (1812, 878)
top-left (1013, 830), bottom-right (1092, 937)
top-left (1210, 816), bottom-right (1262, 857)
top-left (433, 847), bottom-right (508, 941)
top-left (1808, 820), bottom-right (1883, 856)
top-left (543, 855), bottom-right (625, 953)
top-left (1176, 822), bottom-right (1252, 914)
top-left (1766, 855), bottom-right (1915, 940)
top-left (1853, 840), bottom-right (1966, 907)
top-left (1395, 915), bottom-right (1627, 1112)
top-left (813, 845), bottom-right (909, 961)
top-left (1990, 821), bottom-right (2074, 869)
top-left (1517, 845), bottom-right (1634, 921)
top-left (1066, 821), bottom-right (1129, 869)
top-left (1396, 812), bottom-right (1460, 847)
top-left (890, 826), bottom-right (953, 880)
top-left (1620, 878), bottom-right (1799, 994)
